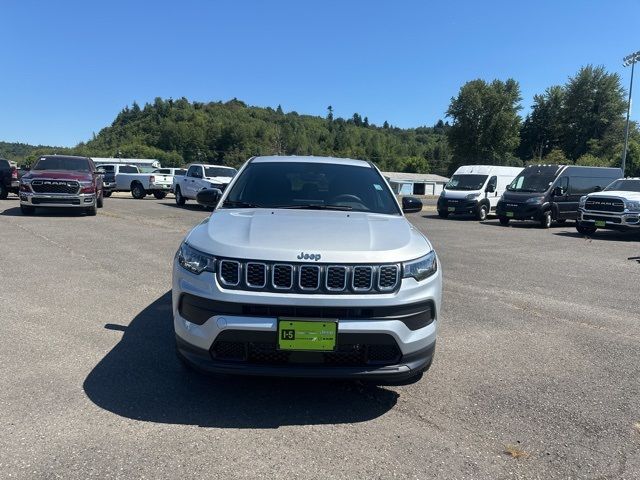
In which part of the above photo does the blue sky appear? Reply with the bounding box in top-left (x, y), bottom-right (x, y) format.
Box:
top-left (2, 0), bottom-right (639, 147)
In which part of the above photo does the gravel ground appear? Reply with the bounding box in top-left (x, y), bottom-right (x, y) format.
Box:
top-left (1, 193), bottom-right (639, 479)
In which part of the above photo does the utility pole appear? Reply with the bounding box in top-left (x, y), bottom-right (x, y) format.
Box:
top-left (622, 50), bottom-right (640, 175)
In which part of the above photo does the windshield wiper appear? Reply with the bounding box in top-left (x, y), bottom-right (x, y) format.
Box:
top-left (222, 200), bottom-right (261, 208)
top-left (271, 204), bottom-right (353, 211)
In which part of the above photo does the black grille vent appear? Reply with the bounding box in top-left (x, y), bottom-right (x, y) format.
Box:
top-left (299, 265), bottom-right (320, 290)
top-left (31, 180), bottom-right (79, 194)
top-left (378, 266), bottom-right (399, 290)
top-left (272, 264), bottom-right (293, 289)
top-left (220, 260), bottom-right (240, 286)
top-left (585, 197), bottom-right (625, 213)
top-left (246, 263), bottom-right (266, 288)
top-left (352, 266), bottom-right (373, 291)
top-left (326, 266), bottom-right (347, 291)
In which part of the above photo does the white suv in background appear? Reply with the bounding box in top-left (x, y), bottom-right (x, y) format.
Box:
top-left (172, 156), bottom-right (442, 383)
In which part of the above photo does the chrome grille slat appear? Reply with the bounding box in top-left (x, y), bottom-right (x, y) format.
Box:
top-left (31, 179), bottom-right (80, 194)
top-left (378, 265), bottom-right (399, 291)
top-left (272, 264), bottom-right (293, 290)
top-left (352, 266), bottom-right (373, 292)
top-left (245, 262), bottom-right (267, 288)
top-left (299, 265), bottom-right (321, 290)
top-left (326, 266), bottom-right (347, 291)
top-left (219, 260), bottom-right (241, 286)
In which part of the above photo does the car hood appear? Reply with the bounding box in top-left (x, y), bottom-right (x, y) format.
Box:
top-left (204, 176), bottom-right (233, 184)
top-left (441, 189), bottom-right (481, 199)
top-left (587, 190), bottom-right (640, 201)
top-left (186, 209), bottom-right (432, 263)
top-left (22, 170), bottom-right (93, 181)
top-left (501, 190), bottom-right (547, 202)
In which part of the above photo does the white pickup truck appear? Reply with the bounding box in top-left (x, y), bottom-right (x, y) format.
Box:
top-left (173, 164), bottom-right (237, 206)
top-left (99, 164), bottom-right (173, 199)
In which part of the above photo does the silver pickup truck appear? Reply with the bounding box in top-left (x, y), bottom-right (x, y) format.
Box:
top-left (99, 164), bottom-right (173, 199)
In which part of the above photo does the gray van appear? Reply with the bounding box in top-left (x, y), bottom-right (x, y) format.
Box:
top-left (496, 165), bottom-right (622, 228)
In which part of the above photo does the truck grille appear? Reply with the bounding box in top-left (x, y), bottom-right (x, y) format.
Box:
top-left (31, 180), bottom-right (80, 194)
top-left (217, 259), bottom-right (401, 294)
top-left (585, 197), bottom-right (624, 213)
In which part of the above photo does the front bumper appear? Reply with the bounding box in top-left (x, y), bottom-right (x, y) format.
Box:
top-left (172, 258), bottom-right (441, 380)
top-left (437, 197), bottom-right (480, 214)
top-left (496, 201), bottom-right (544, 221)
top-left (103, 181), bottom-right (116, 191)
top-left (20, 192), bottom-right (96, 208)
top-left (579, 209), bottom-right (640, 229)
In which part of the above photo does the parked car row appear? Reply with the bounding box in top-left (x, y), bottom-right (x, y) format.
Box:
top-left (98, 164), bottom-right (173, 199)
top-left (436, 163), bottom-right (637, 235)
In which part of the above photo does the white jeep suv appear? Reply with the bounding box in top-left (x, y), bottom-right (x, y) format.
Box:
top-left (172, 156), bottom-right (442, 382)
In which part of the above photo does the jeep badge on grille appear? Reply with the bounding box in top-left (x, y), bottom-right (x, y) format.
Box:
top-left (297, 252), bottom-right (321, 261)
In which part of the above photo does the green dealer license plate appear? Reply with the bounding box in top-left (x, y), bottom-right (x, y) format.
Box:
top-left (278, 319), bottom-right (337, 351)
top-left (448, 206), bottom-right (455, 212)
top-left (506, 211), bottom-right (514, 218)
top-left (595, 220), bottom-right (606, 227)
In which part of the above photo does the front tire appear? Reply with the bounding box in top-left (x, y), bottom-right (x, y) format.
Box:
top-left (20, 204), bottom-right (35, 215)
top-left (103, 190), bottom-right (112, 198)
top-left (477, 204), bottom-right (488, 221)
top-left (437, 210), bottom-right (449, 219)
top-left (96, 190), bottom-right (104, 208)
top-left (540, 210), bottom-right (552, 229)
top-left (499, 216), bottom-right (510, 226)
top-left (0, 184), bottom-right (8, 199)
top-left (131, 183), bottom-right (146, 199)
top-left (153, 191), bottom-right (167, 200)
top-left (175, 187), bottom-right (186, 206)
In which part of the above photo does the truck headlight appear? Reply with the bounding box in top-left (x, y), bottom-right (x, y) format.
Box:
top-left (402, 251), bottom-right (437, 282)
top-left (466, 192), bottom-right (481, 200)
top-left (176, 242), bottom-right (216, 274)
top-left (626, 200), bottom-right (640, 211)
top-left (579, 196), bottom-right (587, 208)
top-left (525, 196), bottom-right (544, 204)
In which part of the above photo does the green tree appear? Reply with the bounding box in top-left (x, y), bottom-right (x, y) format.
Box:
top-left (518, 85), bottom-right (564, 160)
top-left (446, 78), bottom-right (522, 169)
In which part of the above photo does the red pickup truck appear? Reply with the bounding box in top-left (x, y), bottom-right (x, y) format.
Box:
top-left (19, 155), bottom-right (104, 216)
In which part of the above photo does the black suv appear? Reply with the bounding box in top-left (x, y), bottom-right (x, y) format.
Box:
top-left (0, 158), bottom-right (19, 199)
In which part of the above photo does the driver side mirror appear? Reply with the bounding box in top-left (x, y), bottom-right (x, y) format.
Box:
top-left (486, 184), bottom-right (496, 193)
top-left (196, 188), bottom-right (222, 208)
top-left (553, 186), bottom-right (565, 196)
top-left (593, 185), bottom-right (602, 192)
top-left (402, 196), bottom-right (423, 213)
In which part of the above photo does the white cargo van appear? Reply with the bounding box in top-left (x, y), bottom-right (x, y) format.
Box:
top-left (437, 165), bottom-right (523, 220)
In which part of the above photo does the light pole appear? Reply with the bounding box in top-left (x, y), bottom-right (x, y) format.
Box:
top-left (622, 50), bottom-right (640, 175)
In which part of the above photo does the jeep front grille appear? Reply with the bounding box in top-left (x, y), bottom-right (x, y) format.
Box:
top-left (217, 259), bottom-right (400, 294)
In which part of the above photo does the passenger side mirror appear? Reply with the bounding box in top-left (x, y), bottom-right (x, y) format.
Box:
top-left (486, 184), bottom-right (496, 193)
top-left (402, 196), bottom-right (423, 213)
top-left (593, 186), bottom-right (602, 192)
top-left (196, 188), bottom-right (222, 208)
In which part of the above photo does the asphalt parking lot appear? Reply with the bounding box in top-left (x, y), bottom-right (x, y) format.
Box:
top-left (1, 194), bottom-right (639, 479)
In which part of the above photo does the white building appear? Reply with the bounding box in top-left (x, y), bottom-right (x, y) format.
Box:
top-left (383, 172), bottom-right (449, 196)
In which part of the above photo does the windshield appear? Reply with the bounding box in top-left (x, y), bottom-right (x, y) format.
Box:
top-left (445, 174), bottom-right (488, 191)
top-left (33, 157), bottom-right (91, 171)
top-left (604, 179), bottom-right (640, 193)
top-left (508, 167), bottom-right (559, 193)
top-left (223, 161), bottom-right (400, 214)
top-left (205, 167), bottom-right (237, 177)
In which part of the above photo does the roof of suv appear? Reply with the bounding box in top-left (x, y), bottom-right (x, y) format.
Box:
top-left (251, 155), bottom-right (371, 168)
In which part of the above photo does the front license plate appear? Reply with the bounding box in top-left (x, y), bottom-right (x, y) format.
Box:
top-left (278, 319), bottom-right (337, 351)
top-left (448, 206), bottom-right (455, 212)
top-left (595, 220), bottom-right (606, 227)
top-left (506, 211), bottom-right (514, 218)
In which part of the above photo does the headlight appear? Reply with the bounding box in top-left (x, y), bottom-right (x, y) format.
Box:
top-left (176, 242), bottom-right (216, 274)
top-left (525, 196), bottom-right (544, 204)
top-left (466, 192), bottom-right (481, 200)
top-left (626, 200), bottom-right (640, 211)
top-left (579, 196), bottom-right (587, 208)
top-left (402, 251), bottom-right (437, 282)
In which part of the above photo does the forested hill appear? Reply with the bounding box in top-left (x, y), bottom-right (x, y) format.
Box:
top-left (76, 98), bottom-right (453, 174)
top-left (0, 141), bottom-right (59, 162)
